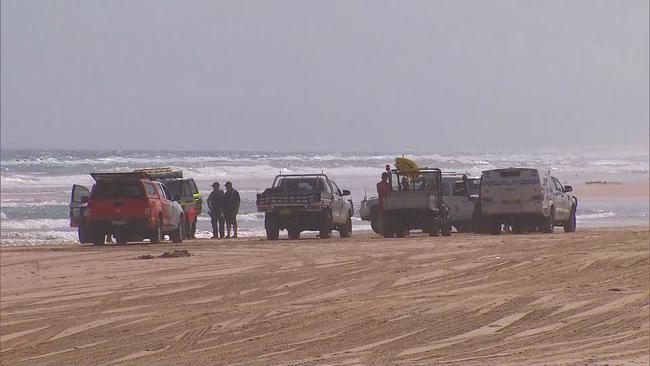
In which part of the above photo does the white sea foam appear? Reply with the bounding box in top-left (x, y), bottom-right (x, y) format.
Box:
top-left (0, 219), bottom-right (71, 230)
top-left (576, 210), bottom-right (617, 220)
top-left (0, 200), bottom-right (68, 208)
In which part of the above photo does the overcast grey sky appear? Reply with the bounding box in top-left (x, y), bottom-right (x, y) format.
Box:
top-left (1, 0), bottom-right (648, 151)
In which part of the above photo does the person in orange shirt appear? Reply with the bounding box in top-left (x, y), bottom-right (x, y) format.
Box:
top-left (376, 172), bottom-right (391, 216)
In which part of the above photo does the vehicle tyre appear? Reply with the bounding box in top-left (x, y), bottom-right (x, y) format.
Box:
top-left (150, 217), bottom-right (163, 244)
top-left (114, 229), bottom-right (128, 245)
top-left (370, 211), bottom-right (382, 234)
top-left (563, 206), bottom-right (576, 233)
top-left (265, 214), bottom-right (280, 240)
top-left (511, 219), bottom-right (525, 234)
top-left (171, 216), bottom-right (184, 243)
top-left (92, 231), bottom-right (105, 246)
top-left (542, 208), bottom-right (555, 234)
top-left (340, 214), bottom-right (352, 238)
top-left (319, 210), bottom-right (332, 239)
top-left (288, 227), bottom-right (301, 240)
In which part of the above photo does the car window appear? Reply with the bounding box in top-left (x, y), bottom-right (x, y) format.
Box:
top-left (552, 178), bottom-right (564, 192)
top-left (467, 179), bottom-right (480, 195)
top-left (413, 172), bottom-right (439, 191)
top-left (164, 181), bottom-right (181, 196)
top-left (94, 181), bottom-right (144, 198)
top-left (441, 179), bottom-right (453, 196)
top-left (188, 180), bottom-right (198, 194)
top-left (161, 184), bottom-right (173, 200)
top-left (182, 181), bottom-right (192, 196)
top-left (145, 182), bottom-right (157, 197)
top-left (453, 181), bottom-right (467, 196)
top-left (330, 180), bottom-right (342, 195)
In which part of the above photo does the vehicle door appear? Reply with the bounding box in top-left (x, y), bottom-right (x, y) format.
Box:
top-left (450, 180), bottom-right (474, 221)
top-left (163, 184), bottom-right (183, 230)
top-left (328, 179), bottom-right (344, 224)
top-left (551, 177), bottom-right (570, 220)
top-left (69, 184), bottom-right (90, 227)
top-left (184, 179), bottom-right (202, 214)
top-left (156, 183), bottom-right (174, 231)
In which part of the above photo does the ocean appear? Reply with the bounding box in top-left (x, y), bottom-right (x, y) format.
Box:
top-left (1, 149), bottom-right (648, 246)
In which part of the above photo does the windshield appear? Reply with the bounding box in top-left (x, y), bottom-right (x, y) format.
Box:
top-left (164, 181), bottom-right (181, 196)
top-left (93, 181), bottom-right (144, 198)
top-left (391, 171), bottom-right (440, 191)
top-left (275, 177), bottom-right (326, 192)
top-left (467, 178), bottom-right (480, 195)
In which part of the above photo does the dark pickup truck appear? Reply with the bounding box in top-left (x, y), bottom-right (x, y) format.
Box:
top-left (256, 174), bottom-right (353, 240)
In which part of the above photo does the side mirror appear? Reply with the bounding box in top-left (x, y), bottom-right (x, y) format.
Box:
top-left (564, 185), bottom-right (572, 192)
top-left (342, 189), bottom-right (351, 196)
top-left (81, 196), bottom-right (89, 204)
top-left (173, 194), bottom-right (181, 201)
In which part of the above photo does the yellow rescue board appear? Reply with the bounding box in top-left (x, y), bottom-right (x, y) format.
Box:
top-left (395, 157), bottom-right (419, 174)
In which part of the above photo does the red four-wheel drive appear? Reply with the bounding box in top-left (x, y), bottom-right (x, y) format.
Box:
top-left (70, 172), bottom-right (185, 245)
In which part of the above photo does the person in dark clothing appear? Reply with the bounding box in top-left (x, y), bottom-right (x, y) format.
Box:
top-left (207, 182), bottom-right (225, 239)
top-left (224, 181), bottom-right (240, 238)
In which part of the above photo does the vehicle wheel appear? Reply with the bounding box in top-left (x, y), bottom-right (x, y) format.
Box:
top-left (563, 206), bottom-right (576, 233)
top-left (542, 208), bottom-right (555, 234)
top-left (288, 227), bottom-right (301, 240)
top-left (171, 216), bottom-right (184, 243)
top-left (92, 232), bottom-right (105, 246)
top-left (319, 210), bottom-right (332, 239)
top-left (150, 217), bottom-right (163, 244)
top-left (114, 229), bottom-right (128, 245)
top-left (489, 220), bottom-right (502, 235)
top-left (370, 212), bottom-right (382, 234)
top-left (511, 219), bottom-right (525, 234)
top-left (340, 215), bottom-right (352, 238)
top-left (265, 214), bottom-right (279, 240)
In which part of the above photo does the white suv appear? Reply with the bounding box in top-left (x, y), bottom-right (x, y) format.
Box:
top-left (478, 168), bottom-right (577, 234)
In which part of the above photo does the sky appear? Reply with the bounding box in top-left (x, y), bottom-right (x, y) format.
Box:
top-left (1, 0), bottom-right (648, 151)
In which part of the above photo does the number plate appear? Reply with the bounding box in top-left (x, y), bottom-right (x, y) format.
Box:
top-left (279, 208), bottom-right (292, 216)
top-left (502, 199), bottom-right (521, 204)
top-left (112, 220), bottom-right (127, 225)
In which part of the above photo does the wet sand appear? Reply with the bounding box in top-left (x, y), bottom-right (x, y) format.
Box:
top-left (1, 228), bottom-right (648, 365)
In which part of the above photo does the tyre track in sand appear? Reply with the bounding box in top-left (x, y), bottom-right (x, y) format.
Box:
top-left (0, 228), bottom-right (648, 365)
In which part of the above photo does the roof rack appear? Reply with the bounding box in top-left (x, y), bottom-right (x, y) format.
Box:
top-left (133, 167), bottom-right (183, 180)
top-left (90, 172), bottom-right (151, 182)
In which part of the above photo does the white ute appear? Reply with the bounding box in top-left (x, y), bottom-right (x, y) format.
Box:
top-left (478, 168), bottom-right (577, 234)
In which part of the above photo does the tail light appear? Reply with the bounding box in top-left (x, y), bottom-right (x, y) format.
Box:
top-left (144, 208), bottom-right (151, 216)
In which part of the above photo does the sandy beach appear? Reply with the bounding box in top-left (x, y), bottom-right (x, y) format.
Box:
top-left (1, 227), bottom-right (648, 365)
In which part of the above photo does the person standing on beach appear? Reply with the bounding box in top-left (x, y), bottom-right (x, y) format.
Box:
top-left (207, 182), bottom-right (225, 239)
top-left (224, 181), bottom-right (240, 238)
top-left (377, 172), bottom-right (391, 216)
